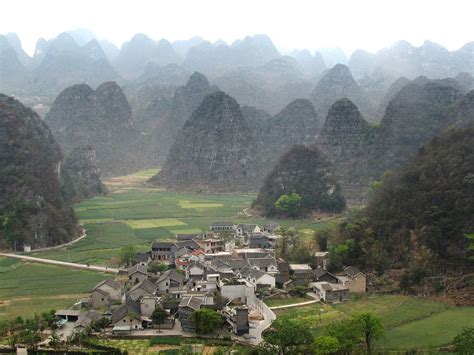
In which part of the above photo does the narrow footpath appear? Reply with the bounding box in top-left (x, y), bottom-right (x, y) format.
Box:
top-left (0, 253), bottom-right (121, 274)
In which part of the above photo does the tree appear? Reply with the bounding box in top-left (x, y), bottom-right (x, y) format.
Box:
top-left (190, 308), bottom-right (223, 335)
top-left (453, 327), bottom-right (474, 353)
top-left (275, 193), bottom-right (302, 219)
top-left (325, 319), bottom-right (360, 353)
top-left (91, 317), bottom-right (111, 333)
top-left (118, 246), bottom-right (136, 267)
top-left (314, 336), bottom-right (340, 355)
top-left (148, 261), bottom-right (168, 273)
top-left (315, 230), bottom-right (330, 251)
top-left (151, 307), bottom-right (168, 332)
top-left (353, 312), bottom-right (384, 354)
top-left (263, 318), bottom-right (313, 355)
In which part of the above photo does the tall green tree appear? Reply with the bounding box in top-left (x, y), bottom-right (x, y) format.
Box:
top-left (275, 193), bottom-right (302, 219)
top-left (353, 313), bottom-right (384, 354)
top-left (151, 307), bottom-right (168, 332)
top-left (190, 308), bottom-right (223, 335)
top-left (118, 246), bottom-right (136, 267)
top-left (325, 318), bottom-right (360, 353)
top-left (263, 318), bottom-right (313, 355)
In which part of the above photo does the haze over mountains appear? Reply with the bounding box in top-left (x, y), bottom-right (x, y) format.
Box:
top-left (2, 29), bottom-right (474, 248)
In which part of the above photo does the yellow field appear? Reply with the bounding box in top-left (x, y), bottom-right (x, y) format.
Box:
top-left (123, 218), bottom-right (187, 229)
top-left (178, 200), bottom-right (224, 209)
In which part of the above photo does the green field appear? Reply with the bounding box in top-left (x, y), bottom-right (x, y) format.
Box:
top-left (264, 296), bottom-right (311, 307)
top-left (273, 294), bottom-right (474, 350)
top-left (0, 257), bottom-right (108, 320)
top-left (31, 170), bottom-right (335, 266)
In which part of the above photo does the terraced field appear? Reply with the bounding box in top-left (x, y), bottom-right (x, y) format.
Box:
top-left (32, 169), bottom-right (336, 266)
top-left (0, 257), bottom-right (108, 319)
top-left (273, 294), bottom-right (474, 351)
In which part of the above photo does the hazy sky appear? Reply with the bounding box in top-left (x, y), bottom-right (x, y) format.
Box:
top-left (1, 0), bottom-right (473, 56)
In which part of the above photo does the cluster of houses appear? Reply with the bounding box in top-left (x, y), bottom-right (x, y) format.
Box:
top-left (56, 222), bottom-right (366, 337)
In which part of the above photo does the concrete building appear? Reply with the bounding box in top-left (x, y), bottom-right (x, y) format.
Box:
top-left (209, 222), bottom-right (235, 233)
top-left (238, 267), bottom-right (275, 289)
top-left (337, 266), bottom-right (367, 293)
top-left (219, 279), bottom-right (256, 306)
top-left (310, 282), bottom-right (350, 303)
top-left (151, 241), bottom-right (174, 264)
top-left (222, 303), bottom-right (249, 335)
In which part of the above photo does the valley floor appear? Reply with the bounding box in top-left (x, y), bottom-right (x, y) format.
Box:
top-left (1, 169), bottom-right (472, 352)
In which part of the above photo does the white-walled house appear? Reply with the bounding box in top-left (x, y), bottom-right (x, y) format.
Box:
top-left (238, 267), bottom-right (275, 288)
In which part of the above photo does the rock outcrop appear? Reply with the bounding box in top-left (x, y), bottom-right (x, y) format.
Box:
top-left (375, 76), bottom-right (410, 119)
top-left (253, 144), bottom-right (345, 217)
top-left (317, 99), bottom-right (370, 203)
top-left (319, 98), bottom-right (369, 161)
top-left (152, 92), bottom-right (255, 191)
top-left (310, 64), bottom-right (376, 121)
top-left (62, 146), bottom-right (107, 202)
top-left (184, 34), bottom-right (280, 73)
top-left (0, 95), bottom-right (77, 250)
top-left (33, 33), bottom-right (118, 90)
top-left (256, 99), bottom-right (322, 182)
top-left (0, 35), bottom-right (28, 92)
top-left (46, 81), bottom-right (145, 176)
top-left (366, 79), bottom-right (464, 178)
top-left (114, 34), bottom-right (181, 79)
top-left (150, 72), bottom-right (218, 163)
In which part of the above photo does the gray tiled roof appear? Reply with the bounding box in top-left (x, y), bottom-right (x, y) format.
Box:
top-left (248, 257), bottom-right (277, 268)
top-left (129, 279), bottom-right (157, 295)
top-left (344, 266), bottom-right (363, 278)
top-left (179, 296), bottom-right (203, 310)
top-left (239, 266), bottom-right (267, 280)
top-left (127, 264), bottom-right (148, 277)
top-left (111, 300), bottom-right (141, 324)
top-left (93, 278), bottom-right (121, 292)
top-left (210, 221), bottom-right (234, 227)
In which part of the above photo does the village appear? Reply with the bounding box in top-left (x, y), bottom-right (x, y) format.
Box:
top-left (53, 221), bottom-right (367, 344)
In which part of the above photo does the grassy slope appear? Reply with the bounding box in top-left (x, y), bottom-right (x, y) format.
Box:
top-left (274, 294), bottom-right (473, 350)
top-left (0, 257), bottom-right (108, 319)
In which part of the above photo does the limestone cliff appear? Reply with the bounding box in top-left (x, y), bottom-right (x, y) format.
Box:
top-left (46, 81), bottom-right (145, 176)
top-left (151, 92), bottom-right (255, 191)
top-left (0, 95), bottom-right (77, 250)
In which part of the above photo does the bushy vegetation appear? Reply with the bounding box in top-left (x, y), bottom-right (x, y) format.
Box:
top-left (327, 125), bottom-right (474, 274)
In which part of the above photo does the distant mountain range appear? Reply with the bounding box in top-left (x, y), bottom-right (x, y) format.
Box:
top-left (3, 32), bottom-right (474, 105)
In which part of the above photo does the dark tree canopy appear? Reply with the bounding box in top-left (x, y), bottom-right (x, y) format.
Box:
top-left (253, 144), bottom-right (345, 218)
top-left (0, 95), bottom-right (77, 250)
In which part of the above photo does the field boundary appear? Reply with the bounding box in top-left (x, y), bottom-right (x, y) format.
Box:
top-left (0, 253), bottom-right (121, 274)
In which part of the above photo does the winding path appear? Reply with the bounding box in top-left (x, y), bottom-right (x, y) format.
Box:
top-left (0, 253), bottom-right (121, 274)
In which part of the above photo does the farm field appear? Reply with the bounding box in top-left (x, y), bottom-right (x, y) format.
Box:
top-left (0, 257), bottom-right (108, 320)
top-left (264, 296), bottom-right (311, 307)
top-left (273, 294), bottom-right (474, 351)
top-left (95, 336), bottom-right (256, 355)
top-left (31, 169), bottom-right (336, 266)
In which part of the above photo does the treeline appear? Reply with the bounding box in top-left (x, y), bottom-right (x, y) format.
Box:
top-left (327, 124), bottom-right (474, 274)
